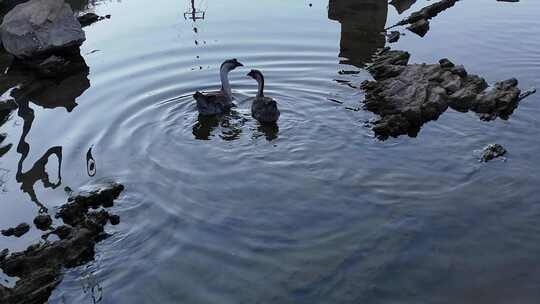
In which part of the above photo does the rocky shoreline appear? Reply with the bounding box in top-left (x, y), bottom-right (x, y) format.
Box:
top-left (0, 183), bottom-right (124, 304)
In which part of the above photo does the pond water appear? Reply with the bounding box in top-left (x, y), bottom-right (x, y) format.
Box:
top-left (1, 0), bottom-right (540, 303)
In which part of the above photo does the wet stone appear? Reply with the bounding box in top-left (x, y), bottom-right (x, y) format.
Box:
top-left (33, 214), bottom-right (52, 231)
top-left (481, 144), bottom-right (507, 162)
top-left (1, 223), bottom-right (30, 238)
top-left (0, 183), bottom-right (124, 304)
top-left (77, 12), bottom-right (110, 27)
top-left (77, 13), bottom-right (100, 27)
top-left (439, 58), bottom-right (455, 68)
top-left (108, 214), bottom-right (120, 225)
top-left (361, 49), bottom-right (524, 139)
top-left (51, 225), bottom-right (73, 240)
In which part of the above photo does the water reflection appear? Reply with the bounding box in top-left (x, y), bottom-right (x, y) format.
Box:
top-left (184, 0), bottom-right (205, 21)
top-left (389, 0), bottom-right (417, 14)
top-left (192, 112), bottom-right (248, 141)
top-left (15, 98), bottom-right (63, 212)
top-left (86, 146), bottom-right (96, 177)
top-left (184, 0), bottom-right (206, 49)
top-left (328, 0), bottom-right (388, 68)
top-left (0, 56), bottom-right (91, 211)
top-left (254, 123), bottom-right (279, 141)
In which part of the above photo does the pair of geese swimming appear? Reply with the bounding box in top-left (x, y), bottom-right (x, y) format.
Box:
top-left (193, 59), bottom-right (280, 124)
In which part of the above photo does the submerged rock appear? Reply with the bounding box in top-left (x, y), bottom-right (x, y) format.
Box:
top-left (0, 183), bottom-right (124, 304)
top-left (1, 223), bottom-right (30, 237)
top-left (361, 49), bottom-right (525, 139)
top-left (0, 0), bottom-right (85, 59)
top-left (480, 144), bottom-right (507, 162)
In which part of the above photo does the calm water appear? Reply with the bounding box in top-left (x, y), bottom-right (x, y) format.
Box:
top-left (1, 0), bottom-right (540, 303)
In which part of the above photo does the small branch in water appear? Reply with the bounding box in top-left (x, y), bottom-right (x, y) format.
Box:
top-left (328, 98), bottom-right (344, 104)
top-left (518, 88), bottom-right (536, 101)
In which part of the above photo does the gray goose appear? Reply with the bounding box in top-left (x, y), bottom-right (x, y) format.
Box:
top-left (247, 69), bottom-right (280, 124)
top-left (193, 59), bottom-right (243, 115)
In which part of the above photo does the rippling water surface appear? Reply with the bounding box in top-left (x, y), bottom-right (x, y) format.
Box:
top-left (1, 0), bottom-right (540, 303)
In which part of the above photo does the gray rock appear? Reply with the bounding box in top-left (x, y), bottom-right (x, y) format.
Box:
top-left (0, 183), bottom-right (124, 304)
top-left (33, 214), bottom-right (52, 230)
top-left (77, 12), bottom-right (110, 27)
top-left (361, 49), bottom-right (524, 139)
top-left (439, 58), bottom-right (455, 68)
top-left (1, 223), bottom-right (30, 237)
top-left (473, 78), bottom-right (521, 121)
top-left (481, 144), bottom-right (507, 162)
top-left (108, 214), bottom-right (120, 225)
top-left (77, 12), bottom-right (100, 27)
top-left (0, 0), bottom-right (85, 59)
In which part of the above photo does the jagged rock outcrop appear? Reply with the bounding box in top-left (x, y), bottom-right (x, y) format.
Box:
top-left (361, 49), bottom-right (531, 139)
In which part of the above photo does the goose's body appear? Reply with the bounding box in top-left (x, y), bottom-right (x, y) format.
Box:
top-left (247, 69), bottom-right (280, 124)
top-left (194, 59), bottom-right (243, 115)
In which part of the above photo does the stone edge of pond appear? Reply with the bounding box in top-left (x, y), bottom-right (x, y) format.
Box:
top-left (0, 183), bottom-right (124, 304)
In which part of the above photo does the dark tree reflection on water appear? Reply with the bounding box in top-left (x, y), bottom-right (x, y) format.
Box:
top-left (328, 0), bottom-right (388, 68)
top-left (0, 56), bottom-right (91, 211)
top-left (389, 0), bottom-right (417, 14)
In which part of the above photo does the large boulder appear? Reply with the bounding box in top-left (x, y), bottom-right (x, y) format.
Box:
top-left (0, 0), bottom-right (85, 59)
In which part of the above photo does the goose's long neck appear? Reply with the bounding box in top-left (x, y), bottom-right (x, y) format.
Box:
top-left (220, 67), bottom-right (233, 101)
top-left (256, 74), bottom-right (265, 98)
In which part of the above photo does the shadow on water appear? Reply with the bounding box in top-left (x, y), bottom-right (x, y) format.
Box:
top-left (254, 123), bottom-right (279, 141)
top-left (328, 0), bottom-right (388, 68)
top-left (0, 54), bottom-right (91, 211)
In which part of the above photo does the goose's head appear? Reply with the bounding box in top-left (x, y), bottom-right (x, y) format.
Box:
top-left (247, 69), bottom-right (264, 82)
top-left (221, 58), bottom-right (244, 72)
